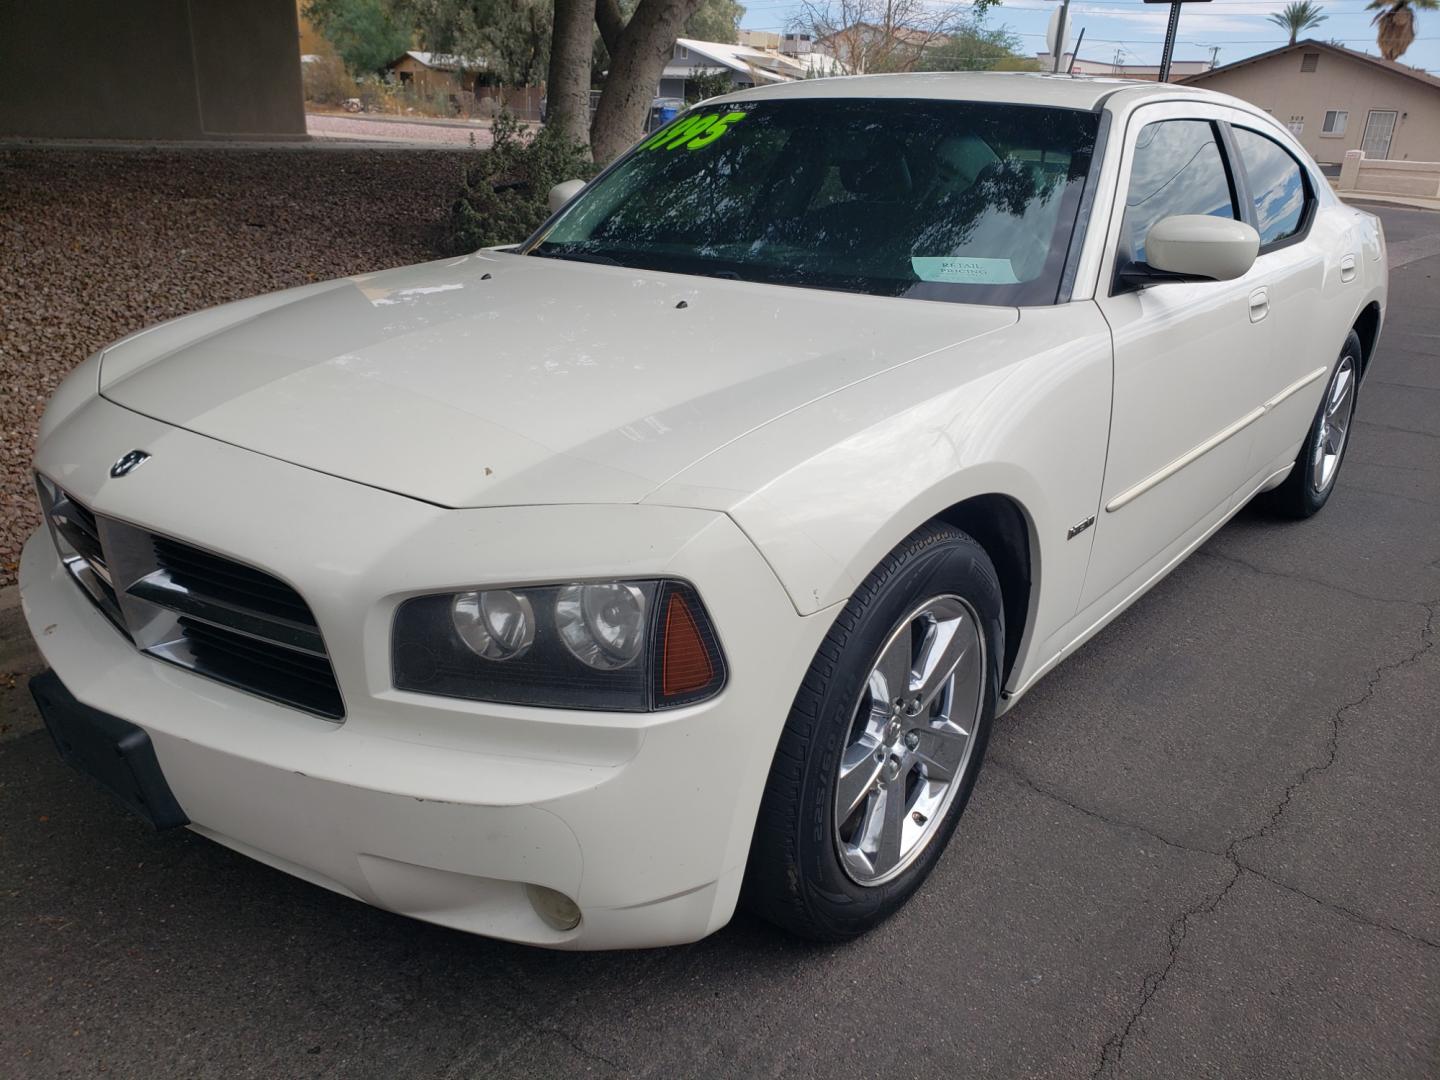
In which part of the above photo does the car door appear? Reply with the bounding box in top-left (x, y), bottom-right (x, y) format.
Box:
top-left (1223, 120), bottom-right (1331, 476)
top-left (1081, 105), bottom-right (1272, 611)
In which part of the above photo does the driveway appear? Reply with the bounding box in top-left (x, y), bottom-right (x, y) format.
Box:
top-left (1, 206), bottom-right (1437, 1079)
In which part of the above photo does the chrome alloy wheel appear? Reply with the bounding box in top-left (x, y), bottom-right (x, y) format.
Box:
top-left (1311, 353), bottom-right (1357, 494)
top-left (833, 595), bottom-right (986, 886)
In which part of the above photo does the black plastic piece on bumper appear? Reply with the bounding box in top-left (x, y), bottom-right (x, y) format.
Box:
top-left (30, 670), bottom-right (189, 831)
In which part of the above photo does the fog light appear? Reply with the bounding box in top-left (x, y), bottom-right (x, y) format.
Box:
top-left (526, 883), bottom-right (582, 931)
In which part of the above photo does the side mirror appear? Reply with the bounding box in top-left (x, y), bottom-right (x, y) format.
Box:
top-left (548, 179), bottom-right (587, 215)
top-left (1120, 215), bottom-right (1260, 287)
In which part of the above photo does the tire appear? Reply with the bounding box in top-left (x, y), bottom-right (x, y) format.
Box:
top-left (1264, 329), bottom-right (1362, 519)
top-left (743, 523), bottom-right (1004, 941)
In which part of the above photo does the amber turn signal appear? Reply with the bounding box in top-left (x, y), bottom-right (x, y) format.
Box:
top-left (660, 591), bottom-right (714, 696)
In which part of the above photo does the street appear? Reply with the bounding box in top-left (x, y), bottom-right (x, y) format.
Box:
top-left (1, 203), bottom-right (1436, 1079)
top-left (306, 112), bottom-right (495, 148)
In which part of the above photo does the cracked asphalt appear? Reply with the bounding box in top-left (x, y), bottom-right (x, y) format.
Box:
top-left (1, 205), bottom-right (1437, 1079)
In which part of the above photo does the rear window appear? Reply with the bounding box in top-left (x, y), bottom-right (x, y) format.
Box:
top-left (527, 99), bottom-right (1101, 306)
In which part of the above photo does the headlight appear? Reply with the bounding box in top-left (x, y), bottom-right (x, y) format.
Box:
top-left (392, 579), bottom-right (726, 711)
top-left (451, 590), bottom-right (535, 661)
top-left (555, 583), bottom-right (646, 670)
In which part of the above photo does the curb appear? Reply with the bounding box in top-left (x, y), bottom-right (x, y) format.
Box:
top-left (1337, 191), bottom-right (1440, 213)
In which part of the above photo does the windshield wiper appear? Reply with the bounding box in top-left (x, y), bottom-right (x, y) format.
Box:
top-left (531, 249), bottom-right (621, 267)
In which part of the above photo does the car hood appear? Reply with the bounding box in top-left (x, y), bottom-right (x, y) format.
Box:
top-left (100, 252), bottom-right (1016, 508)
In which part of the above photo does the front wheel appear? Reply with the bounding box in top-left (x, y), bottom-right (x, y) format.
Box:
top-left (743, 524), bottom-right (1004, 941)
top-left (1265, 329), bottom-right (1361, 518)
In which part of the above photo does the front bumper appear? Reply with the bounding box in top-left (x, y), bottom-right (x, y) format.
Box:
top-left (22, 397), bottom-right (835, 948)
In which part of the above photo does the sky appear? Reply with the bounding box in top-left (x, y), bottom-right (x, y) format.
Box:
top-left (738, 0), bottom-right (1440, 76)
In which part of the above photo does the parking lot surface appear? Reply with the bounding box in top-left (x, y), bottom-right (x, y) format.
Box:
top-left (1, 205), bottom-right (1436, 1079)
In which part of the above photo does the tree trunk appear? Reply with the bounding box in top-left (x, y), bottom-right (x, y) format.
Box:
top-left (546, 0), bottom-right (597, 149)
top-left (596, 0), bottom-right (626, 55)
top-left (590, 0), bottom-right (704, 164)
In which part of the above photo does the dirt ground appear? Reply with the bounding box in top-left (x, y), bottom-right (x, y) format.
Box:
top-left (0, 145), bottom-right (472, 585)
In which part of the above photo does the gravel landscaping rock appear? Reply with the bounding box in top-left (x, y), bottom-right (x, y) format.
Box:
top-left (0, 146), bottom-right (473, 586)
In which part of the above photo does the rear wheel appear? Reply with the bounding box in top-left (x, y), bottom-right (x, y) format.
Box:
top-left (1265, 329), bottom-right (1361, 519)
top-left (743, 524), bottom-right (1003, 941)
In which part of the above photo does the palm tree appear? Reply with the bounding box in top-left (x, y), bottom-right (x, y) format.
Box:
top-left (1268, 1), bottom-right (1328, 44)
top-left (1367, 0), bottom-right (1438, 60)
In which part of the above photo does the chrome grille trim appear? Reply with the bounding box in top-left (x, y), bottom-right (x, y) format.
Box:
top-left (127, 569), bottom-right (329, 657)
top-left (35, 475), bottom-right (344, 721)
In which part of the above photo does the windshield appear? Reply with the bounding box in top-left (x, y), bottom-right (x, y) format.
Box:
top-left (526, 98), bottom-right (1100, 306)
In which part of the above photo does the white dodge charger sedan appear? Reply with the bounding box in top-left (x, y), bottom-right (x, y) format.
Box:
top-left (22, 73), bottom-right (1385, 948)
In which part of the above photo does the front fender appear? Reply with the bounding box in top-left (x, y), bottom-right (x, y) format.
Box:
top-left (649, 303), bottom-right (1115, 687)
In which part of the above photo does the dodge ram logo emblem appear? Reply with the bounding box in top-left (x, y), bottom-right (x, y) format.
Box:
top-left (110, 450), bottom-right (150, 478)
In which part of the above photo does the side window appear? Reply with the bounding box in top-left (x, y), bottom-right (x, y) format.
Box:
top-left (1232, 127), bottom-right (1310, 248)
top-left (1121, 119), bottom-right (1237, 264)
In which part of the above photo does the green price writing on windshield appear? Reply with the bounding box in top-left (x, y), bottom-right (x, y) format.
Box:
top-left (641, 111), bottom-right (748, 151)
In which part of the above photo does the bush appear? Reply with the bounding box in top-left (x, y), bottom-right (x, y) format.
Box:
top-left (684, 71), bottom-right (734, 105)
top-left (441, 112), bottom-right (598, 254)
top-left (302, 54), bottom-right (359, 106)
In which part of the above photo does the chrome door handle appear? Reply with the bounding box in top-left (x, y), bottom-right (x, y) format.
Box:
top-left (1249, 287), bottom-right (1269, 323)
top-left (1340, 254), bottom-right (1357, 282)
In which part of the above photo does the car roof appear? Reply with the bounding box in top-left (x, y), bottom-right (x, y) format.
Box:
top-left (716, 71), bottom-right (1224, 113)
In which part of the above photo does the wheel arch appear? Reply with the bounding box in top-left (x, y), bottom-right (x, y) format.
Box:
top-left (934, 493), bottom-right (1037, 687)
top-left (1352, 301), bottom-right (1382, 380)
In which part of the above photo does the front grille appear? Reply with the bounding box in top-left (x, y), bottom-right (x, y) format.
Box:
top-left (172, 618), bottom-right (344, 718)
top-left (153, 538), bottom-right (315, 625)
top-left (36, 476), bottom-right (344, 720)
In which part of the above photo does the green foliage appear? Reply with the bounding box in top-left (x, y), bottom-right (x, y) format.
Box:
top-left (407, 0), bottom-right (552, 85)
top-left (442, 112), bottom-right (599, 254)
top-left (920, 21), bottom-right (1038, 73)
top-left (685, 0), bottom-right (745, 43)
top-left (304, 0), bottom-right (412, 77)
top-left (684, 70), bottom-right (735, 104)
top-left (1267, 1), bottom-right (1328, 43)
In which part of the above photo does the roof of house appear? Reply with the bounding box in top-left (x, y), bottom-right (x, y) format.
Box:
top-left (666, 38), bottom-right (849, 83)
top-left (1180, 38), bottom-right (1440, 93)
top-left (395, 50), bottom-right (487, 73)
top-left (668, 38), bottom-right (794, 83)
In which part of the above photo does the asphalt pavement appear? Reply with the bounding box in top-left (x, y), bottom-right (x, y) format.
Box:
top-left (1, 205), bottom-right (1437, 1079)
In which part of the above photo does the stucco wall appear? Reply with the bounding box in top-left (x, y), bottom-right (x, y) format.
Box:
top-left (1189, 49), bottom-right (1440, 164)
top-left (0, 0), bottom-right (306, 140)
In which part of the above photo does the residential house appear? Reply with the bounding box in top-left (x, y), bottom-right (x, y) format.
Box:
top-left (1035, 52), bottom-right (1213, 80)
top-left (738, 30), bottom-right (828, 58)
top-left (386, 51), bottom-right (487, 97)
top-left (658, 38), bottom-right (844, 101)
top-left (1180, 39), bottom-right (1440, 163)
